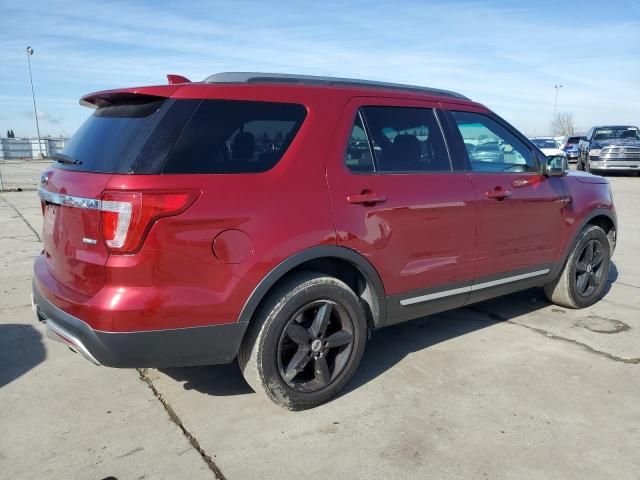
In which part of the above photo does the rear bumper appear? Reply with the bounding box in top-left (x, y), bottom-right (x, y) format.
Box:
top-left (33, 280), bottom-right (248, 368)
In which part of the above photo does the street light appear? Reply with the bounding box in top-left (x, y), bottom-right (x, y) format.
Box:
top-left (553, 84), bottom-right (563, 119)
top-left (26, 46), bottom-right (43, 158)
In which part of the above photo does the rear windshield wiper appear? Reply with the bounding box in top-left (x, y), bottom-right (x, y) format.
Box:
top-left (52, 153), bottom-right (82, 165)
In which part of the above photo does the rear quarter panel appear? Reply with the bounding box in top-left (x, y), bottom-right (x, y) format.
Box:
top-left (98, 86), bottom-right (348, 331)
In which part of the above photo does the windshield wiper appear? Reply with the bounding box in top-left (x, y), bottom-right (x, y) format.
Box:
top-left (52, 153), bottom-right (82, 165)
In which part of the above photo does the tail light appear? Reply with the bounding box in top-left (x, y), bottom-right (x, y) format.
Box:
top-left (100, 190), bottom-right (199, 253)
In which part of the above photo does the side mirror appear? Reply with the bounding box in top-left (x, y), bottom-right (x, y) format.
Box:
top-left (544, 155), bottom-right (568, 176)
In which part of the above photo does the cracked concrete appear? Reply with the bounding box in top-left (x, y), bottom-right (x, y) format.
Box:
top-left (137, 369), bottom-right (227, 480)
top-left (468, 305), bottom-right (640, 364)
top-left (0, 195), bottom-right (41, 241)
top-left (2, 172), bottom-right (639, 479)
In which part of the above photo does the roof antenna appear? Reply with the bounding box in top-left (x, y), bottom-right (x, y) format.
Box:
top-left (167, 74), bottom-right (191, 84)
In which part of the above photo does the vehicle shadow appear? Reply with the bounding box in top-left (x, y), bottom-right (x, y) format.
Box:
top-left (605, 261), bottom-right (619, 295)
top-left (161, 362), bottom-right (253, 396)
top-left (0, 323), bottom-right (46, 388)
top-left (161, 260), bottom-right (619, 399)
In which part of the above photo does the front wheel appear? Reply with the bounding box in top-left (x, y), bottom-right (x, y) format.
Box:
top-left (544, 225), bottom-right (611, 308)
top-left (238, 272), bottom-right (367, 410)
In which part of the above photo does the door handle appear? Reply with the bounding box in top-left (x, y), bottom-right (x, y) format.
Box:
top-left (512, 178), bottom-right (530, 188)
top-left (347, 191), bottom-right (386, 205)
top-left (485, 187), bottom-right (511, 200)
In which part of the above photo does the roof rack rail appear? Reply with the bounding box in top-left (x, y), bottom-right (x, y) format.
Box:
top-left (204, 72), bottom-right (469, 100)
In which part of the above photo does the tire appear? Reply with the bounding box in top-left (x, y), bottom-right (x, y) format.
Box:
top-left (238, 271), bottom-right (367, 410)
top-left (544, 225), bottom-right (611, 308)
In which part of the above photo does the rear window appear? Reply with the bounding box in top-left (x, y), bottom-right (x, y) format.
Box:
top-left (58, 98), bottom-right (306, 174)
top-left (358, 106), bottom-right (451, 172)
top-left (531, 139), bottom-right (559, 149)
top-left (163, 100), bottom-right (307, 174)
top-left (59, 97), bottom-right (168, 173)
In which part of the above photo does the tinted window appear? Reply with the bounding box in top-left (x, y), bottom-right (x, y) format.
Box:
top-left (59, 97), bottom-right (167, 173)
top-left (451, 111), bottom-right (536, 173)
top-left (129, 100), bottom-right (201, 173)
top-left (163, 100), bottom-right (306, 174)
top-left (344, 113), bottom-right (374, 172)
top-left (360, 107), bottom-right (450, 172)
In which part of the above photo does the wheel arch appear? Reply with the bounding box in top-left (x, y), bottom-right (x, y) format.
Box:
top-left (554, 208), bottom-right (617, 278)
top-left (237, 246), bottom-right (387, 330)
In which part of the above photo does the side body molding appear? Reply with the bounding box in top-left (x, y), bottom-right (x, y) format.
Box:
top-left (237, 246), bottom-right (387, 328)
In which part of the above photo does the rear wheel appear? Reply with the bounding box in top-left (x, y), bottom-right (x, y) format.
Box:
top-left (544, 225), bottom-right (611, 308)
top-left (238, 272), bottom-right (367, 410)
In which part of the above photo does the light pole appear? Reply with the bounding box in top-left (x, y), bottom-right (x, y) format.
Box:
top-left (26, 46), bottom-right (43, 158)
top-left (553, 84), bottom-right (563, 120)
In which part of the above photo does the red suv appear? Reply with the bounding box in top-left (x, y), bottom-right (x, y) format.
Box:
top-left (33, 72), bottom-right (617, 409)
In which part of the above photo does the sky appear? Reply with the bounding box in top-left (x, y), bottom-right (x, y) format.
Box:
top-left (1, 0), bottom-right (639, 138)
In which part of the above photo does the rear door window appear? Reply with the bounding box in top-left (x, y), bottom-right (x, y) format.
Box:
top-left (344, 112), bottom-right (375, 172)
top-left (358, 106), bottom-right (451, 172)
top-left (162, 100), bottom-right (307, 174)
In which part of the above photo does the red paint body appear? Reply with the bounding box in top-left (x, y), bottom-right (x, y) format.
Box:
top-left (34, 80), bottom-right (616, 340)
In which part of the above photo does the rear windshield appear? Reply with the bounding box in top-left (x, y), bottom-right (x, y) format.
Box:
top-left (58, 98), bottom-right (307, 174)
top-left (59, 97), bottom-right (168, 173)
top-left (531, 139), bottom-right (558, 149)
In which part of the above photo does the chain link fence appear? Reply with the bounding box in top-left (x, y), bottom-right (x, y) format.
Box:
top-left (0, 137), bottom-right (67, 160)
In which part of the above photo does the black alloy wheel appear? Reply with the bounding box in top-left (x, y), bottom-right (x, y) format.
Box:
top-left (238, 272), bottom-right (367, 410)
top-left (544, 225), bottom-right (611, 309)
top-left (277, 300), bottom-right (355, 392)
top-left (574, 239), bottom-right (606, 297)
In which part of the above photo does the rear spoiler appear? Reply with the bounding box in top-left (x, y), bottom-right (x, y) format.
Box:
top-left (80, 85), bottom-right (182, 109)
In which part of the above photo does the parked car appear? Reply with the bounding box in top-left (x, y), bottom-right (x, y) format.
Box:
top-left (578, 125), bottom-right (640, 174)
top-left (561, 135), bottom-right (586, 163)
top-left (33, 72), bottom-right (617, 409)
top-left (529, 137), bottom-right (567, 159)
top-left (470, 141), bottom-right (504, 163)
